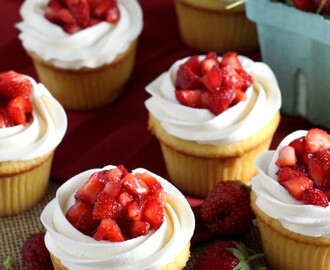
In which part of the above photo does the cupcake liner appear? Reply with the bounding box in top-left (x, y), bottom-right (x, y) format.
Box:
top-left (0, 152), bottom-right (54, 216)
top-left (28, 40), bottom-right (138, 110)
top-left (174, 0), bottom-right (258, 54)
top-left (149, 112), bottom-right (280, 197)
top-left (251, 192), bottom-right (330, 270)
top-left (50, 242), bottom-right (191, 270)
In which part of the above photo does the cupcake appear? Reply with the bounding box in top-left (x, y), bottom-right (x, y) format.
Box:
top-left (0, 70), bottom-right (67, 216)
top-left (174, 0), bottom-right (259, 54)
top-left (145, 51), bottom-right (281, 197)
top-left (251, 128), bottom-right (330, 270)
top-left (40, 165), bottom-right (195, 269)
top-left (16, 0), bottom-right (143, 110)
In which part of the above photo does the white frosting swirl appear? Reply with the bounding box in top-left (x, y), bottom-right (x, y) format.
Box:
top-left (145, 55), bottom-right (281, 145)
top-left (0, 75), bottom-right (67, 161)
top-left (40, 165), bottom-right (195, 270)
top-left (16, 0), bottom-right (143, 69)
top-left (251, 130), bottom-right (330, 237)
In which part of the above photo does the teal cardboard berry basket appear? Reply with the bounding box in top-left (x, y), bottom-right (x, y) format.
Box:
top-left (246, 0), bottom-right (330, 129)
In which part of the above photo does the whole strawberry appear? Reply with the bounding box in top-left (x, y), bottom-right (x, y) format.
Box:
top-left (22, 233), bottom-right (53, 270)
top-left (200, 180), bottom-right (255, 238)
top-left (194, 240), bottom-right (266, 270)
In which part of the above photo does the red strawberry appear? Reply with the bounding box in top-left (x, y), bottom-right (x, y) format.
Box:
top-left (275, 145), bottom-right (297, 167)
top-left (194, 241), bottom-right (264, 270)
top-left (0, 71), bottom-right (32, 99)
top-left (200, 65), bottom-right (221, 92)
top-left (93, 219), bottom-right (125, 242)
top-left (208, 88), bottom-right (236, 115)
top-left (105, 0), bottom-right (120, 24)
top-left (220, 51), bottom-right (243, 70)
top-left (305, 128), bottom-right (330, 153)
top-left (280, 175), bottom-right (313, 200)
top-left (200, 180), bottom-right (255, 238)
top-left (6, 96), bottom-right (33, 125)
top-left (200, 52), bottom-right (219, 75)
top-left (277, 165), bottom-right (308, 183)
top-left (289, 136), bottom-right (307, 164)
top-left (303, 188), bottom-right (329, 207)
top-left (122, 173), bottom-right (149, 195)
top-left (0, 108), bottom-right (14, 128)
top-left (130, 220), bottom-right (151, 238)
top-left (142, 196), bottom-right (164, 230)
top-left (22, 233), bottom-right (53, 270)
top-left (175, 63), bottom-right (202, 90)
top-left (93, 192), bottom-right (123, 219)
top-left (175, 89), bottom-right (208, 109)
top-left (307, 149), bottom-right (330, 188)
top-left (220, 65), bottom-right (245, 90)
top-left (64, 0), bottom-right (91, 28)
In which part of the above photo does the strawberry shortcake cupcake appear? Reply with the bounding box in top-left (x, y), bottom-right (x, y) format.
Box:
top-left (251, 128), bottom-right (330, 270)
top-left (0, 70), bottom-right (67, 216)
top-left (145, 51), bottom-right (281, 197)
top-left (41, 165), bottom-right (195, 269)
top-left (16, 0), bottom-right (143, 110)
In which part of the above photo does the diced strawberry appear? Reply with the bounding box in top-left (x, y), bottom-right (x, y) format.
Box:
top-left (236, 69), bottom-right (253, 91)
top-left (44, 8), bottom-right (75, 25)
top-left (220, 51), bottom-right (243, 70)
top-left (6, 96), bottom-right (33, 125)
top-left (130, 220), bottom-right (151, 238)
top-left (63, 23), bottom-right (82, 34)
top-left (47, 0), bottom-right (65, 11)
top-left (200, 52), bottom-right (219, 75)
top-left (208, 88), bottom-right (236, 115)
top-left (303, 188), bottom-right (329, 207)
top-left (127, 201), bottom-right (143, 221)
top-left (103, 181), bottom-right (121, 197)
top-left (66, 201), bottom-right (98, 235)
top-left (74, 171), bottom-right (107, 204)
top-left (200, 65), bottom-right (221, 92)
top-left (92, 0), bottom-right (113, 18)
top-left (277, 165), bottom-right (307, 184)
top-left (175, 64), bottom-right (202, 90)
top-left (0, 71), bottom-right (32, 99)
top-left (93, 219), bottom-right (125, 242)
top-left (289, 136), bottom-right (307, 164)
top-left (93, 192), bottom-right (123, 220)
top-left (220, 65), bottom-right (245, 90)
top-left (142, 197), bottom-right (164, 230)
top-left (280, 175), bottom-right (313, 200)
top-left (276, 146), bottom-right (297, 167)
top-left (294, 0), bottom-right (317, 12)
top-left (105, 0), bottom-right (120, 24)
top-left (175, 89), bottom-right (207, 108)
top-left (307, 149), bottom-right (330, 188)
top-left (122, 173), bottom-right (149, 195)
top-left (0, 108), bottom-right (13, 128)
top-left (305, 128), bottom-right (330, 153)
top-left (64, 0), bottom-right (91, 28)
top-left (233, 89), bottom-right (246, 104)
top-left (117, 190), bottom-right (134, 209)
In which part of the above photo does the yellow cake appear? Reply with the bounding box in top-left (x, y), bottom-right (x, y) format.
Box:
top-left (0, 72), bottom-right (67, 216)
top-left (16, 0), bottom-right (143, 110)
top-left (145, 53), bottom-right (281, 197)
top-left (174, 0), bottom-right (258, 54)
top-left (41, 165), bottom-right (195, 269)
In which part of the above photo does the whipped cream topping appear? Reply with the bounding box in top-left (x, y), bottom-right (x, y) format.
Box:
top-left (16, 0), bottom-right (143, 70)
top-left (145, 55), bottom-right (281, 145)
top-left (41, 165), bottom-right (195, 270)
top-left (251, 130), bottom-right (330, 237)
top-left (0, 75), bottom-right (67, 162)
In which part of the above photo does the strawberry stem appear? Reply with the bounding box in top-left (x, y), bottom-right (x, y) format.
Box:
top-left (226, 0), bottom-right (246, 10)
top-left (3, 256), bottom-right (15, 270)
top-left (317, 0), bottom-right (328, 13)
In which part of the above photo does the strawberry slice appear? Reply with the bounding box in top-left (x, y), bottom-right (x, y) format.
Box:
top-left (142, 197), bottom-right (164, 230)
top-left (130, 220), bottom-right (151, 238)
top-left (220, 51), bottom-right (243, 70)
top-left (289, 136), bottom-right (307, 164)
top-left (93, 219), bottom-right (125, 242)
top-left (307, 149), bottom-right (330, 188)
top-left (105, 0), bottom-right (120, 24)
top-left (303, 188), bottom-right (329, 207)
top-left (74, 171), bottom-right (107, 204)
top-left (280, 175), bottom-right (313, 200)
top-left (275, 146), bottom-right (297, 167)
top-left (122, 173), bottom-right (149, 195)
top-left (200, 65), bottom-right (221, 92)
top-left (277, 165), bottom-right (307, 184)
top-left (208, 88), bottom-right (236, 115)
top-left (200, 52), bottom-right (218, 75)
top-left (0, 71), bottom-right (32, 99)
top-left (305, 128), bottom-right (330, 153)
top-left (127, 201), bottom-right (143, 221)
top-left (175, 64), bottom-right (202, 90)
top-left (93, 192), bottom-right (123, 220)
top-left (175, 89), bottom-right (208, 109)
top-left (64, 0), bottom-right (91, 28)
top-left (6, 96), bottom-right (33, 125)
top-left (220, 65), bottom-right (245, 90)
